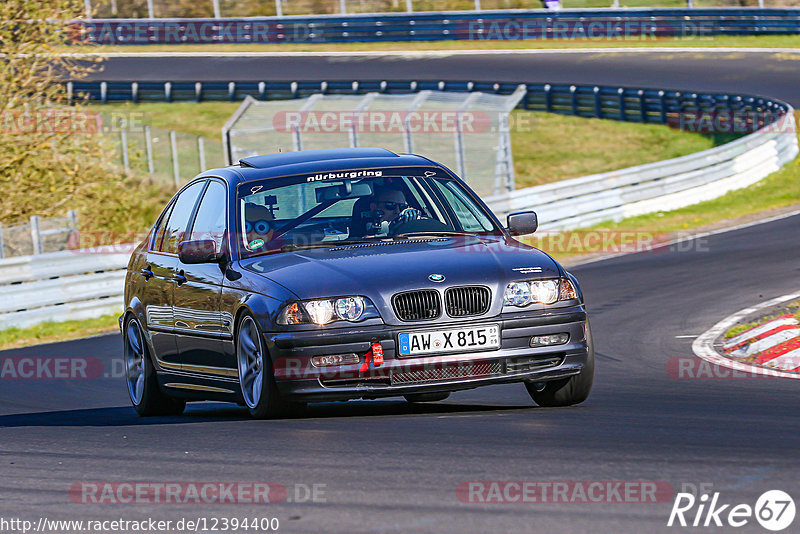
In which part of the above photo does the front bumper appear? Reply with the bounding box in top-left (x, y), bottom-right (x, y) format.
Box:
top-left (264, 307), bottom-right (590, 402)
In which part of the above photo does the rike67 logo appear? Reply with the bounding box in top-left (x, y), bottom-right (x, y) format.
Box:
top-left (668, 490), bottom-right (795, 531)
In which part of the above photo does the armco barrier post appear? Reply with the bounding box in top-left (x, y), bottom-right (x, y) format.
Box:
top-left (68, 210), bottom-right (78, 232)
top-left (198, 136), bottom-right (206, 171)
top-left (120, 129), bottom-right (130, 174)
top-left (144, 125), bottom-right (155, 180)
top-left (30, 216), bottom-right (42, 256)
top-left (170, 130), bottom-right (180, 187)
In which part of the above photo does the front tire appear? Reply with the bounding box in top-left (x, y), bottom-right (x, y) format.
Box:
top-left (123, 316), bottom-right (186, 416)
top-left (236, 313), bottom-right (284, 419)
top-left (526, 322), bottom-right (595, 407)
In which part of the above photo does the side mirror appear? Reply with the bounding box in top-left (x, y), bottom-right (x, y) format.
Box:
top-left (507, 211), bottom-right (538, 236)
top-left (178, 240), bottom-right (224, 264)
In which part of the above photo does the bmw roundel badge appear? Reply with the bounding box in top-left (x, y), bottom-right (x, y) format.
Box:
top-left (428, 274), bottom-right (446, 282)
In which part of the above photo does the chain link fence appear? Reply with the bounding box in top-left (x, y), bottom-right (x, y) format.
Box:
top-left (108, 123), bottom-right (226, 187)
top-left (0, 212), bottom-right (79, 259)
top-left (222, 87), bottom-right (526, 197)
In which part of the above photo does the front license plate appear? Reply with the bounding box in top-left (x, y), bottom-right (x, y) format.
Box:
top-left (398, 325), bottom-right (500, 357)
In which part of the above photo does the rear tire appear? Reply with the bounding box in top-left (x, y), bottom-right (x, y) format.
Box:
top-left (526, 322), bottom-right (595, 407)
top-left (124, 316), bottom-right (186, 417)
top-left (404, 392), bottom-right (451, 403)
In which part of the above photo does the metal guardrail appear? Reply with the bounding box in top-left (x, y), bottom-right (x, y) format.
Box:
top-left (484, 112), bottom-right (799, 229)
top-left (77, 8), bottom-right (800, 44)
top-left (70, 79), bottom-right (793, 119)
top-left (0, 248), bottom-right (129, 329)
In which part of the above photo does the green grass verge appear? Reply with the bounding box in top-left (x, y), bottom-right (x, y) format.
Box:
top-left (68, 35), bottom-right (800, 54)
top-left (724, 300), bottom-right (800, 340)
top-left (95, 102), bottom-right (240, 139)
top-left (528, 112), bottom-right (800, 263)
top-left (0, 314), bottom-right (120, 351)
top-left (88, 102), bottom-right (723, 189)
top-left (510, 111), bottom-right (724, 187)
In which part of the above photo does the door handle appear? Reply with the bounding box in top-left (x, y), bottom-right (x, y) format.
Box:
top-left (174, 271), bottom-right (187, 285)
top-left (141, 266), bottom-right (154, 280)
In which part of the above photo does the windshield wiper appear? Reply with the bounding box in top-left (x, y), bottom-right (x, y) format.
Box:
top-left (279, 239), bottom-right (381, 252)
top-left (393, 231), bottom-right (475, 239)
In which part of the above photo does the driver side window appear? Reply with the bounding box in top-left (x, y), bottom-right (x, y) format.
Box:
top-left (433, 180), bottom-right (493, 232)
top-left (189, 181), bottom-right (227, 253)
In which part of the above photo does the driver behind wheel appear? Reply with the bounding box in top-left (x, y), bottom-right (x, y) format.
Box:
top-left (243, 203), bottom-right (275, 250)
top-left (367, 187), bottom-right (422, 235)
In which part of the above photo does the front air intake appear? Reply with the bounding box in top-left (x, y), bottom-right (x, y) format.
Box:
top-left (392, 290), bottom-right (441, 322)
top-left (445, 286), bottom-right (491, 317)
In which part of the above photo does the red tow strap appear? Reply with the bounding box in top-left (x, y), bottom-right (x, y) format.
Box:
top-left (359, 342), bottom-right (384, 372)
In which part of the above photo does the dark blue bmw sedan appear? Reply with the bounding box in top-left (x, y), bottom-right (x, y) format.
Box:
top-left (122, 148), bottom-right (593, 418)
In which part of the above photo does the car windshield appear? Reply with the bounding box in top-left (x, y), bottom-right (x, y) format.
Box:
top-left (236, 171), bottom-right (499, 257)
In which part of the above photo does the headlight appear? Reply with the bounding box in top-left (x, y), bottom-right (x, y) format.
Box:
top-left (278, 296), bottom-right (377, 325)
top-left (304, 300), bottom-right (336, 325)
top-left (503, 282), bottom-right (532, 307)
top-left (531, 280), bottom-right (559, 304)
top-left (335, 296), bottom-right (365, 321)
top-left (503, 278), bottom-right (577, 307)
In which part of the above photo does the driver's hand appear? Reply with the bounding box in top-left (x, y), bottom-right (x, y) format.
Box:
top-left (391, 207), bottom-right (421, 229)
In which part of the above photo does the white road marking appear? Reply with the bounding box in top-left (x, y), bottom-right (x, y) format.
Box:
top-left (675, 335), bottom-right (699, 339)
top-left (692, 291), bottom-right (800, 380)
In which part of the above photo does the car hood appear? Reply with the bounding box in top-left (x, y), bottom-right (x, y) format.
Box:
top-left (240, 236), bottom-right (563, 325)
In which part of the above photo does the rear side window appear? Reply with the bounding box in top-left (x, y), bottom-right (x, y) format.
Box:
top-left (159, 181), bottom-right (205, 254)
top-left (151, 202), bottom-right (174, 252)
top-left (189, 181), bottom-right (227, 253)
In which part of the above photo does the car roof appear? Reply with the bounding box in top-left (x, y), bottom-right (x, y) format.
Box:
top-left (239, 147), bottom-right (397, 169)
top-left (200, 148), bottom-right (450, 186)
